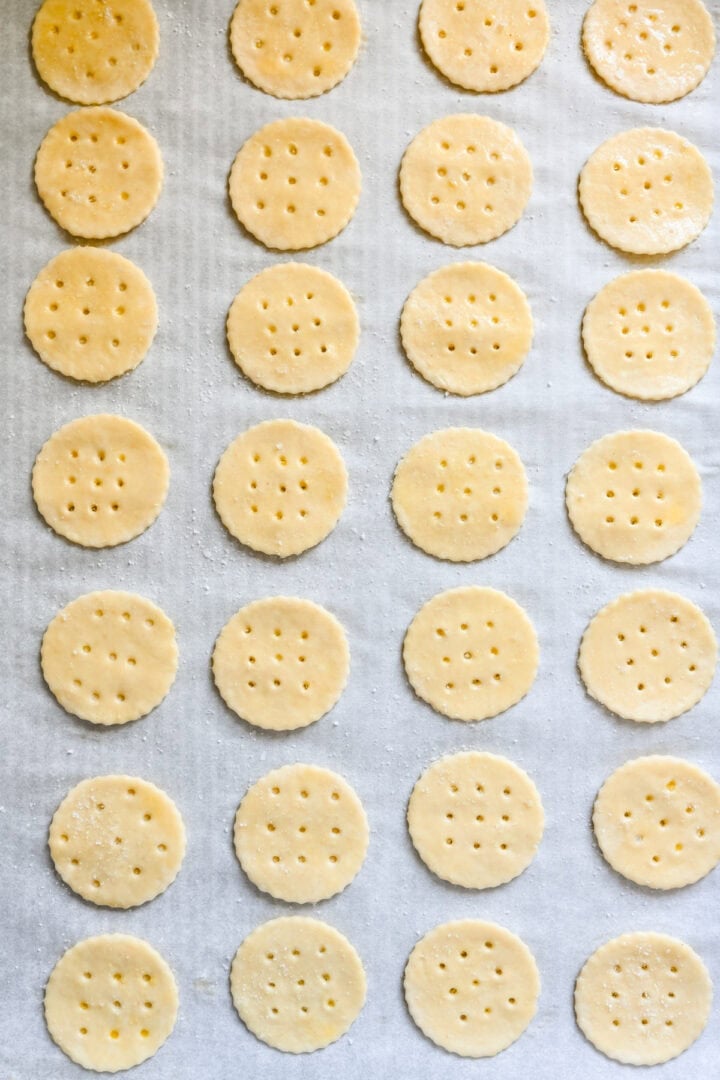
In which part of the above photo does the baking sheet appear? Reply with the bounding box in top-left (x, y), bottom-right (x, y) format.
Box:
top-left (1, 0), bottom-right (719, 1076)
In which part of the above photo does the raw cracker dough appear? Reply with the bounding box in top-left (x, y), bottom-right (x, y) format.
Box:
top-left (404, 920), bottom-right (540, 1057)
top-left (400, 262), bottom-right (532, 396)
top-left (213, 418), bottom-right (347, 557)
top-left (579, 589), bottom-right (717, 722)
top-left (233, 763), bottom-right (369, 903)
top-left (582, 0), bottom-right (715, 104)
top-left (32, 414), bottom-right (169, 547)
top-left (41, 589), bottom-right (178, 725)
top-left (49, 775), bottom-right (186, 908)
top-left (229, 0), bottom-right (361, 99)
top-left (212, 596), bottom-right (349, 730)
top-left (566, 430), bottom-right (701, 565)
top-left (574, 932), bottom-right (712, 1065)
top-left (578, 127), bottom-right (713, 255)
top-left (593, 756), bottom-right (720, 890)
top-left (230, 917), bottom-right (366, 1053)
top-left (399, 115), bottom-right (532, 247)
top-left (582, 270), bottom-right (715, 401)
top-left (419, 0), bottom-right (550, 92)
top-left (229, 117), bottom-right (361, 250)
top-left (32, 0), bottom-right (159, 105)
top-left (408, 751), bottom-right (544, 888)
top-left (226, 262), bottom-right (359, 394)
top-left (392, 428), bottom-right (528, 561)
top-left (24, 247), bottom-right (158, 383)
top-left (35, 107), bottom-right (163, 239)
top-left (403, 586), bottom-right (539, 721)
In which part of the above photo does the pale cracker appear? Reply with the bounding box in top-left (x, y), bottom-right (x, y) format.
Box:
top-left (32, 414), bottom-right (169, 548)
top-left (49, 775), bottom-right (186, 908)
top-left (583, 0), bottom-right (715, 104)
top-left (579, 590), bottom-right (717, 723)
top-left (227, 262), bottom-right (359, 394)
top-left (400, 262), bottom-right (532, 396)
top-left (419, 0), bottom-right (550, 92)
top-left (404, 920), bottom-right (540, 1057)
top-left (399, 115), bottom-right (532, 246)
top-left (574, 933), bottom-right (712, 1065)
top-left (213, 418), bottom-right (347, 557)
top-left (234, 763), bottom-right (369, 903)
top-left (24, 247), bottom-right (158, 383)
top-left (231, 917), bottom-right (366, 1053)
top-left (229, 117), bottom-right (360, 250)
top-left (44, 934), bottom-right (178, 1073)
top-left (583, 270), bottom-right (715, 401)
top-left (578, 127), bottom-right (713, 255)
top-left (41, 589), bottom-right (178, 725)
top-left (35, 107), bottom-right (163, 239)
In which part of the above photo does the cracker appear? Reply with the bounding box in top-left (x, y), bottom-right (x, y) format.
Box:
top-left (392, 428), bottom-right (527, 562)
top-left (404, 920), bottom-right (540, 1057)
top-left (35, 107), bottom-right (163, 239)
top-left (399, 115), bottom-right (532, 246)
top-left (419, 0), bottom-right (550, 92)
top-left (234, 763), bottom-right (369, 903)
top-left (582, 0), bottom-right (715, 104)
top-left (403, 587), bottom-right (539, 722)
top-left (227, 262), bottom-right (359, 394)
top-left (579, 589), bottom-right (716, 723)
top-left (583, 270), bottom-right (715, 401)
top-left (566, 430), bottom-right (701, 565)
top-left (578, 127), bottom-right (713, 255)
top-left (574, 932), bottom-right (712, 1065)
top-left (44, 934), bottom-right (178, 1072)
top-left (213, 418), bottom-right (347, 557)
top-left (400, 262), bottom-right (532, 396)
top-left (593, 756), bottom-right (720, 890)
top-left (229, 117), bottom-right (360, 250)
top-left (24, 247), bottom-right (157, 383)
top-left (408, 752), bottom-right (544, 889)
top-left (41, 590), bottom-right (178, 726)
top-left (49, 775), bottom-right (185, 908)
top-left (32, 414), bottom-right (169, 547)
top-left (32, 0), bottom-right (159, 105)
top-left (230, 0), bottom-right (361, 99)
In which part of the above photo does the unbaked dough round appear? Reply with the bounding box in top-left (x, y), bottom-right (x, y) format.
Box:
top-left (392, 428), bottom-right (527, 561)
top-left (24, 247), bottom-right (158, 383)
top-left (230, 0), bottom-right (361, 99)
top-left (32, 0), bottom-right (159, 105)
top-left (400, 115), bottom-right (532, 246)
top-left (575, 932), bottom-right (712, 1065)
top-left (579, 590), bottom-right (717, 722)
top-left (593, 756), bottom-right (720, 890)
top-left (582, 0), bottom-right (715, 104)
top-left (566, 430), bottom-right (701, 565)
top-left (419, 0), bottom-right (550, 92)
top-left (582, 270), bottom-right (715, 401)
top-left (212, 596), bottom-right (349, 730)
top-left (41, 590), bottom-right (178, 725)
top-left (32, 414), bottom-right (169, 548)
top-left (403, 587), bottom-right (539, 721)
top-left (401, 262), bottom-right (532, 396)
top-left (578, 127), bottom-right (713, 255)
top-left (234, 763), bottom-right (369, 903)
top-left (49, 775), bottom-right (186, 908)
top-left (227, 263), bottom-right (359, 394)
top-left (404, 920), bottom-right (540, 1057)
top-left (230, 917), bottom-right (366, 1052)
top-left (35, 107), bottom-right (163, 240)
top-left (229, 118), bottom-right (361, 250)
top-left (408, 751), bottom-right (544, 888)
